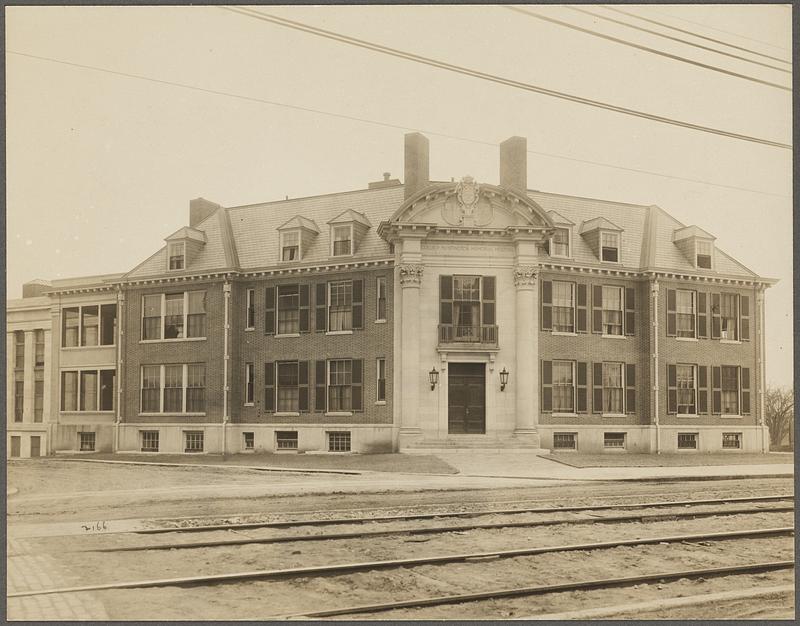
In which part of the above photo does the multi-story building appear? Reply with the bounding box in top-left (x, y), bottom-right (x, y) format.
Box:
top-left (6, 133), bottom-right (775, 457)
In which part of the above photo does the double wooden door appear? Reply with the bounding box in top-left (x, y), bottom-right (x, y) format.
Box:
top-left (448, 363), bottom-right (486, 434)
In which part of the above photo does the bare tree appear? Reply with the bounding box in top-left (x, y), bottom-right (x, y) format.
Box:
top-left (765, 386), bottom-right (794, 448)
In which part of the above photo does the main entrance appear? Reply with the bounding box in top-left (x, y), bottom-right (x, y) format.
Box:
top-left (448, 363), bottom-right (486, 434)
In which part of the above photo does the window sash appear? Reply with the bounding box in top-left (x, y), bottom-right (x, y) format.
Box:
top-left (552, 281), bottom-right (575, 332)
top-left (376, 277), bottom-right (387, 320)
top-left (141, 364), bottom-right (205, 414)
top-left (332, 226), bottom-right (352, 256)
top-left (552, 361), bottom-right (574, 412)
top-left (15, 331), bottom-right (25, 368)
top-left (328, 281), bottom-right (353, 331)
top-left (602, 363), bottom-right (624, 413)
top-left (140, 431), bottom-right (159, 452)
top-left (601, 286), bottom-right (623, 335)
top-left (328, 360), bottom-right (353, 411)
top-left (245, 363), bottom-right (254, 404)
top-left (246, 289), bottom-right (255, 328)
top-left (676, 364), bottom-right (696, 414)
top-left (277, 362), bottom-right (300, 412)
top-left (551, 228), bottom-right (569, 256)
top-left (277, 285), bottom-right (300, 334)
top-left (377, 358), bottom-right (386, 402)
top-left (168, 242), bottom-right (185, 270)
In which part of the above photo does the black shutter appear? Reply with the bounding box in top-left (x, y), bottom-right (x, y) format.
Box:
top-left (667, 364), bottom-right (677, 414)
top-left (576, 284), bottom-right (588, 333)
top-left (592, 362), bottom-right (603, 413)
top-left (697, 365), bottom-right (708, 414)
top-left (352, 280), bottom-right (363, 329)
top-left (351, 359), bottom-right (363, 411)
top-left (315, 283), bottom-right (327, 332)
top-left (264, 362), bottom-right (275, 412)
top-left (740, 367), bottom-right (751, 415)
top-left (265, 286), bottom-right (276, 335)
top-left (697, 292), bottom-right (708, 339)
top-left (541, 360), bottom-right (552, 412)
top-left (299, 285), bottom-right (310, 333)
top-left (482, 276), bottom-right (496, 326)
top-left (625, 364), bottom-right (636, 413)
top-left (711, 366), bottom-right (722, 414)
top-left (314, 360), bottom-right (327, 411)
top-left (440, 276), bottom-right (453, 325)
top-left (298, 361), bottom-right (309, 412)
top-left (666, 289), bottom-right (676, 337)
top-left (740, 295), bottom-right (750, 341)
top-left (711, 294), bottom-right (721, 339)
top-left (624, 287), bottom-right (635, 336)
top-left (592, 286), bottom-right (603, 334)
top-left (576, 362), bottom-right (588, 413)
top-left (541, 280), bottom-right (552, 331)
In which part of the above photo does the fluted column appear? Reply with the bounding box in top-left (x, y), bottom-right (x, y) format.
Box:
top-left (23, 331), bottom-right (35, 422)
top-left (399, 263), bottom-right (424, 432)
top-left (514, 265), bottom-right (539, 434)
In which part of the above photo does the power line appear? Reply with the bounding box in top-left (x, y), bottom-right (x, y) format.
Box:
top-left (219, 6), bottom-right (790, 150)
top-left (7, 50), bottom-right (788, 199)
top-left (505, 5), bottom-right (789, 91)
top-left (566, 5), bottom-right (789, 73)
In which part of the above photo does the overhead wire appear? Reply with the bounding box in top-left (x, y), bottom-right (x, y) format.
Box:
top-left (504, 5), bottom-right (790, 91)
top-left (8, 49), bottom-right (789, 199)
top-left (218, 5), bottom-right (790, 150)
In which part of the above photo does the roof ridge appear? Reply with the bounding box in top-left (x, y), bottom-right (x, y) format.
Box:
top-left (226, 184), bottom-right (406, 212)
top-left (527, 189), bottom-right (653, 210)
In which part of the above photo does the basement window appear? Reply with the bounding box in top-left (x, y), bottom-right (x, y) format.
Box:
top-left (184, 431), bottom-right (204, 453)
top-left (553, 432), bottom-right (577, 450)
top-left (603, 432), bottom-right (626, 449)
top-left (79, 432), bottom-right (96, 452)
top-left (276, 431), bottom-right (298, 450)
top-left (327, 431), bottom-right (351, 452)
top-left (140, 430), bottom-right (159, 452)
top-left (678, 432), bottom-right (698, 450)
top-left (722, 432), bottom-right (741, 449)
top-left (243, 432), bottom-right (254, 450)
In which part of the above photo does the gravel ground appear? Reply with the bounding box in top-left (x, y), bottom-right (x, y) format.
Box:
top-left (547, 452), bottom-right (793, 468)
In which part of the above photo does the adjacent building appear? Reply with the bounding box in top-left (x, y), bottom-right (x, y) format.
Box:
top-left (6, 133), bottom-right (775, 457)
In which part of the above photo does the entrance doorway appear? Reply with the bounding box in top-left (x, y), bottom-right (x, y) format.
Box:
top-left (448, 363), bottom-right (486, 434)
top-left (30, 436), bottom-right (41, 457)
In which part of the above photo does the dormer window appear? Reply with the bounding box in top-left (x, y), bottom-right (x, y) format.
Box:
top-left (601, 232), bottom-right (619, 263)
top-left (281, 231), bottom-right (300, 261)
top-left (696, 240), bottom-right (713, 269)
top-left (168, 242), bottom-right (185, 270)
top-left (332, 225), bottom-right (352, 257)
top-left (550, 228), bottom-right (570, 258)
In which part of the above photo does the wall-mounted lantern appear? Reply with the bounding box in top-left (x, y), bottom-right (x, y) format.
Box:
top-left (499, 367), bottom-right (509, 391)
top-left (429, 367), bottom-right (439, 391)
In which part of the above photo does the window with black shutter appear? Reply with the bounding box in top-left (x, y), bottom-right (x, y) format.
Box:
top-left (667, 364), bottom-right (677, 414)
top-left (576, 284), bottom-right (588, 333)
top-left (352, 280), bottom-right (363, 329)
top-left (711, 366), bottom-right (722, 414)
top-left (592, 362), bottom-right (603, 413)
top-left (576, 362), bottom-right (588, 413)
top-left (666, 289), bottom-right (677, 337)
top-left (264, 362), bottom-right (275, 412)
top-left (541, 280), bottom-right (552, 331)
top-left (625, 364), bottom-right (636, 413)
top-left (592, 286), bottom-right (603, 334)
top-left (298, 361), bottom-right (309, 412)
top-left (299, 285), bottom-right (310, 333)
top-left (482, 276), bottom-right (496, 327)
top-left (624, 288), bottom-right (635, 336)
top-left (697, 292), bottom-right (708, 338)
top-left (541, 360), bottom-right (552, 412)
top-left (315, 283), bottom-right (327, 332)
top-left (440, 275), bottom-right (453, 325)
top-left (740, 367), bottom-right (751, 415)
top-left (697, 365), bottom-right (709, 414)
top-left (351, 359), bottom-right (363, 411)
top-left (265, 286), bottom-right (276, 335)
top-left (740, 295), bottom-right (750, 341)
top-left (314, 360), bottom-right (326, 411)
top-left (711, 293), bottom-right (721, 339)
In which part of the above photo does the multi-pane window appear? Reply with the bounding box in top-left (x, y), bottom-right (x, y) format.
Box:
top-left (100, 304), bottom-right (117, 345)
top-left (601, 286), bottom-right (623, 335)
top-left (453, 276), bottom-right (481, 340)
top-left (62, 309), bottom-right (79, 347)
top-left (243, 432), bottom-right (255, 450)
top-left (552, 361), bottom-right (575, 413)
top-left (14, 376), bottom-right (24, 422)
top-left (140, 430), bottom-right (159, 452)
top-left (34, 329), bottom-right (45, 367)
top-left (604, 433), bottom-right (626, 449)
top-left (276, 431), bottom-right (299, 450)
top-left (168, 242), bottom-right (185, 270)
top-left (676, 290), bottom-right (696, 338)
top-left (696, 240), bottom-right (713, 269)
top-left (140, 364), bottom-right (206, 414)
top-left (61, 369), bottom-right (115, 412)
top-left (602, 363), bottom-right (624, 414)
top-left (550, 228), bottom-right (570, 257)
top-left (34, 370), bottom-right (44, 422)
top-left (62, 304), bottom-right (117, 347)
top-left (676, 364), bottom-right (696, 415)
top-left (328, 360), bottom-right (353, 411)
top-left (377, 358), bottom-right (386, 402)
top-left (332, 226), bottom-right (352, 256)
top-left (329, 281), bottom-right (353, 331)
top-left (722, 433), bottom-right (741, 449)
top-left (278, 285), bottom-right (300, 334)
top-left (601, 232), bottom-right (619, 262)
top-left (678, 433), bottom-right (698, 449)
top-left (246, 289), bottom-right (255, 329)
top-left (553, 432), bottom-right (577, 450)
top-left (142, 292), bottom-right (206, 340)
top-left (81, 306), bottom-right (99, 346)
top-left (184, 431), bottom-right (204, 453)
top-left (79, 432), bottom-right (96, 452)
top-left (245, 363), bottom-right (255, 405)
top-left (15, 331), bottom-right (25, 369)
top-left (720, 294), bottom-right (738, 340)
top-left (277, 362), bottom-right (300, 412)
top-left (328, 431), bottom-right (351, 452)
top-left (552, 281), bottom-right (575, 333)
top-left (281, 231), bottom-right (300, 261)
top-left (376, 276), bottom-right (387, 321)
top-left (721, 366), bottom-right (739, 414)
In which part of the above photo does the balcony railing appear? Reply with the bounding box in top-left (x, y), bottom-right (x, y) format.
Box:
top-left (438, 324), bottom-right (498, 347)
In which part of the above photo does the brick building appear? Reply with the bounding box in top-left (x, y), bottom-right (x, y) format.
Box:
top-left (6, 133), bottom-right (775, 456)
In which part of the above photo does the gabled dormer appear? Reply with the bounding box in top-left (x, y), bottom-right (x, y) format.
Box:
top-left (328, 209), bottom-right (371, 257)
top-left (277, 216), bottom-right (320, 262)
top-left (579, 217), bottom-right (623, 263)
top-left (673, 225), bottom-right (716, 270)
top-left (164, 227), bottom-right (207, 271)
top-left (545, 210), bottom-right (575, 259)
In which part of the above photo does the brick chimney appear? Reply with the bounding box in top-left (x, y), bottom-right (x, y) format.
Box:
top-left (22, 279), bottom-right (51, 298)
top-left (189, 198), bottom-right (221, 227)
top-left (404, 132), bottom-right (430, 199)
top-left (499, 136), bottom-right (527, 193)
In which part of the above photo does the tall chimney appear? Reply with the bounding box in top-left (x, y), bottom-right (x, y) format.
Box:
top-left (499, 136), bottom-right (527, 193)
top-left (189, 197), bottom-right (221, 227)
top-left (404, 132), bottom-right (430, 199)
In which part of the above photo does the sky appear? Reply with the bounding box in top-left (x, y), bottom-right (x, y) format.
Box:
top-left (5, 4), bottom-right (793, 386)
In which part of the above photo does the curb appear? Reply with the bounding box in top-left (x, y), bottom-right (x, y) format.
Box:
top-left (453, 472), bottom-right (794, 482)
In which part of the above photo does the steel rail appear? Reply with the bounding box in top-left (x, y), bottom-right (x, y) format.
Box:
top-left (281, 560), bottom-right (796, 619)
top-left (97, 504), bottom-right (795, 552)
top-left (8, 526), bottom-right (793, 598)
top-left (133, 494), bottom-right (794, 534)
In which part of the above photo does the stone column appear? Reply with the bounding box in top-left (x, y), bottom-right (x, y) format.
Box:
top-left (514, 265), bottom-right (539, 438)
top-left (6, 333), bottom-right (15, 424)
top-left (42, 330), bottom-right (52, 422)
top-left (399, 263), bottom-right (424, 434)
top-left (22, 331), bottom-right (35, 422)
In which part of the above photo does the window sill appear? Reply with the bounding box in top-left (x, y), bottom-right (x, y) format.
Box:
top-left (244, 403), bottom-right (254, 407)
top-left (274, 411), bottom-right (300, 417)
top-left (375, 400), bottom-right (387, 406)
top-left (374, 319), bottom-right (387, 324)
top-left (326, 330), bottom-right (353, 336)
top-left (552, 412), bottom-right (579, 418)
top-left (720, 414), bottom-right (743, 419)
top-left (275, 333), bottom-right (301, 338)
top-left (61, 344), bottom-right (116, 351)
top-left (325, 411), bottom-right (353, 417)
top-left (719, 339), bottom-right (741, 344)
top-left (551, 331), bottom-right (577, 337)
top-left (244, 327), bottom-right (255, 332)
top-left (60, 411), bottom-right (114, 415)
top-left (675, 337), bottom-right (698, 342)
top-left (139, 337), bottom-right (206, 344)
top-left (677, 414), bottom-right (699, 418)
top-left (601, 413), bottom-right (626, 418)
top-left (601, 334), bottom-right (626, 340)
top-left (138, 412), bottom-right (207, 417)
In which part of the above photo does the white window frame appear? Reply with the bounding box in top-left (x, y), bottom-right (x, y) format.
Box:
top-left (601, 361), bottom-right (626, 417)
top-left (551, 280), bottom-right (576, 334)
top-left (603, 432), bottom-right (626, 449)
top-left (601, 285), bottom-right (624, 337)
top-left (376, 357), bottom-right (386, 403)
top-left (141, 291), bottom-right (207, 342)
top-left (675, 289), bottom-right (697, 339)
top-left (722, 432), bottom-right (742, 449)
top-left (327, 430), bottom-right (352, 452)
top-left (243, 431), bottom-right (255, 450)
top-left (327, 280), bottom-right (353, 333)
top-left (167, 241), bottom-right (186, 271)
top-left (376, 276), bottom-right (387, 322)
top-left (60, 368), bottom-right (116, 413)
top-left (276, 430), bottom-right (299, 450)
top-left (695, 239), bottom-right (714, 270)
top-left (549, 227), bottom-right (571, 258)
top-left (62, 304), bottom-right (117, 348)
top-left (140, 430), bottom-right (160, 453)
top-left (331, 224), bottom-right (354, 257)
top-left (676, 363), bottom-right (698, 417)
top-left (551, 360), bottom-right (576, 415)
top-left (600, 230), bottom-right (621, 263)
top-left (326, 359), bottom-right (354, 415)
top-left (553, 432), bottom-right (577, 450)
top-left (279, 230), bottom-right (302, 262)
top-left (183, 430), bottom-right (204, 453)
top-left (245, 362), bottom-right (254, 406)
top-left (78, 431), bottom-right (96, 452)
top-left (139, 364), bottom-right (206, 415)
top-left (245, 288), bottom-right (255, 330)
top-left (677, 432), bottom-right (698, 450)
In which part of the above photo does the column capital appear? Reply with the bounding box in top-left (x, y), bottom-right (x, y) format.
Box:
top-left (513, 265), bottom-right (538, 287)
top-left (398, 263), bottom-right (424, 288)
top-left (650, 280), bottom-right (660, 295)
